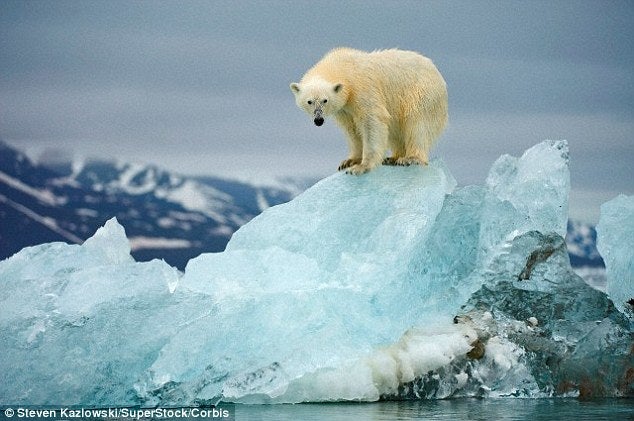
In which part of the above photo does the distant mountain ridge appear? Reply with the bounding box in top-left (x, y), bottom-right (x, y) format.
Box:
top-left (0, 141), bottom-right (311, 269)
top-left (0, 141), bottom-right (604, 270)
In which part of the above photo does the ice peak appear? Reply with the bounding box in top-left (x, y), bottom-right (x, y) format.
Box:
top-left (82, 217), bottom-right (132, 265)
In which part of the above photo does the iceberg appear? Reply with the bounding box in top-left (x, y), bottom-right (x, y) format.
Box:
top-left (0, 140), bottom-right (631, 406)
top-left (597, 194), bottom-right (634, 315)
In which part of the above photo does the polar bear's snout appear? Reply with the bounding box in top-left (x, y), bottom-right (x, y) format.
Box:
top-left (313, 109), bottom-right (325, 126)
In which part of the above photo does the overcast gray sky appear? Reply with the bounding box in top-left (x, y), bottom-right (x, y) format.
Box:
top-left (1, 0), bottom-right (632, 223)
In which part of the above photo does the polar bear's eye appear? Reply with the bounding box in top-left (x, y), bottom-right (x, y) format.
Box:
top-left (323, 99), bottom-right (328, 104)
top-left (307, 100), bottom-right (313, 105)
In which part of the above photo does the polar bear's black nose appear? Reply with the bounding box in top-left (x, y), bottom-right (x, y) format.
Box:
top-left (314, 117), bottom-right (324, 126)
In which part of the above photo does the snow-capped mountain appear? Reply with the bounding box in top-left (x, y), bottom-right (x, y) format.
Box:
top-left (565, 220), bottom-right (606, 290)
top-left (565, 219), bottom-right (604, 267)
top-left (0, 141), bottom-right (313, 269)
top-left (1, 140), bottom-right (604, 271)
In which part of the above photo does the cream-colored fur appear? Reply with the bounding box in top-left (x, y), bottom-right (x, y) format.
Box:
top-left (290, 47), bottom-right (448, 175)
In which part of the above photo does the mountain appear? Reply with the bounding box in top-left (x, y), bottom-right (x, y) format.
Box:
top-left (1, 141), bottom-right (604, 271)
top-left (565, 219), bottom-right (604, 267)
top-left (0, 141), bottom-right (313, 270)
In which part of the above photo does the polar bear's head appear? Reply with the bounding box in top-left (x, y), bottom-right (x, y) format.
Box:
top-left (290, 78), bottom-right (345, 127)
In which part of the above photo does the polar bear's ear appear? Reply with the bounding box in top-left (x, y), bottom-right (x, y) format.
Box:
top-left (290, 83), bottom-right (300, 94)
top-left (333, 83), bottom-right (343, 93)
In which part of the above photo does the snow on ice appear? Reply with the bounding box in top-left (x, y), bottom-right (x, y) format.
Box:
top-left (0, 140), bottom-right (631, 406)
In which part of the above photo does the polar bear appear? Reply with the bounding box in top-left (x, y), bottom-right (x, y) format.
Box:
top-left (290, 47), bottom-right (448, 175)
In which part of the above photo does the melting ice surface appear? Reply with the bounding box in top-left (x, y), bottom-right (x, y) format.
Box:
top-left (0, 140), bottom-right (631, 406)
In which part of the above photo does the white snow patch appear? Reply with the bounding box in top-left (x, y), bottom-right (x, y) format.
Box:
top-left (255, 189), bottom-right (270, 212)
top-left (129, 237), bottom-right (193, 251)
top-left (157, 217), bottom-right (178, 229)
top-left (0, 171), bottom-right (67, 206)
top-left (574, 266), bottom-right (607, 292)
top-left (210, 225), bottom-right (234, 237)
top-left (168, 211), bottom-right (207, 223)
top-left (76, 208), bottom-right (99, 217)
top-left (164, 180), bottom-right (234, 223)
top-left (0, 193), bottom-right (83, 243)
top-left (116, 163), bottom-right (157, 195)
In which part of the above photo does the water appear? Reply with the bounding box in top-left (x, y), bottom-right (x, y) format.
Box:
top-left (235, 399), bottom-right (634, 421)
top-left (1, 400), bottom-right (630, 420)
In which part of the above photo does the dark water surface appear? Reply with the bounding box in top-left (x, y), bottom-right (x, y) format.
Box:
top-left (235, 399), bottom-right (634, 421)
top-left (1, 400), bottom-right (631, 420)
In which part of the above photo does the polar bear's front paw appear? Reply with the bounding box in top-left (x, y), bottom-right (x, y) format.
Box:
top-left (345, 164), bottom-right (372, 175)
top-left (338, 158), bottom-right (361, 171)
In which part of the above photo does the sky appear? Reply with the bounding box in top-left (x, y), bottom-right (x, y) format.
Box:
top-left (1, 0), bottom-right (632, 223)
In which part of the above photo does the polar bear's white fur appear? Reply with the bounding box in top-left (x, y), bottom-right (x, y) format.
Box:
top-left (291, 47), bottom-right (448, 175)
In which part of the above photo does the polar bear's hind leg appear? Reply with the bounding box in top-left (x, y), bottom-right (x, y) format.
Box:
top-left (392, 119), bottom-right (430, 166)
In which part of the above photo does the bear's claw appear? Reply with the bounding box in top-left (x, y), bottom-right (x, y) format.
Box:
top-left (345, 164), bottom-right (372, 175)
top-left (338, 158), bottom-right (361, 171)
top-left (383, 157), bottom-right (428, 167)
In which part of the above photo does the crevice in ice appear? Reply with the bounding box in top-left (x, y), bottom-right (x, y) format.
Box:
top-left (517, 232), bottom-right (565, 281)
